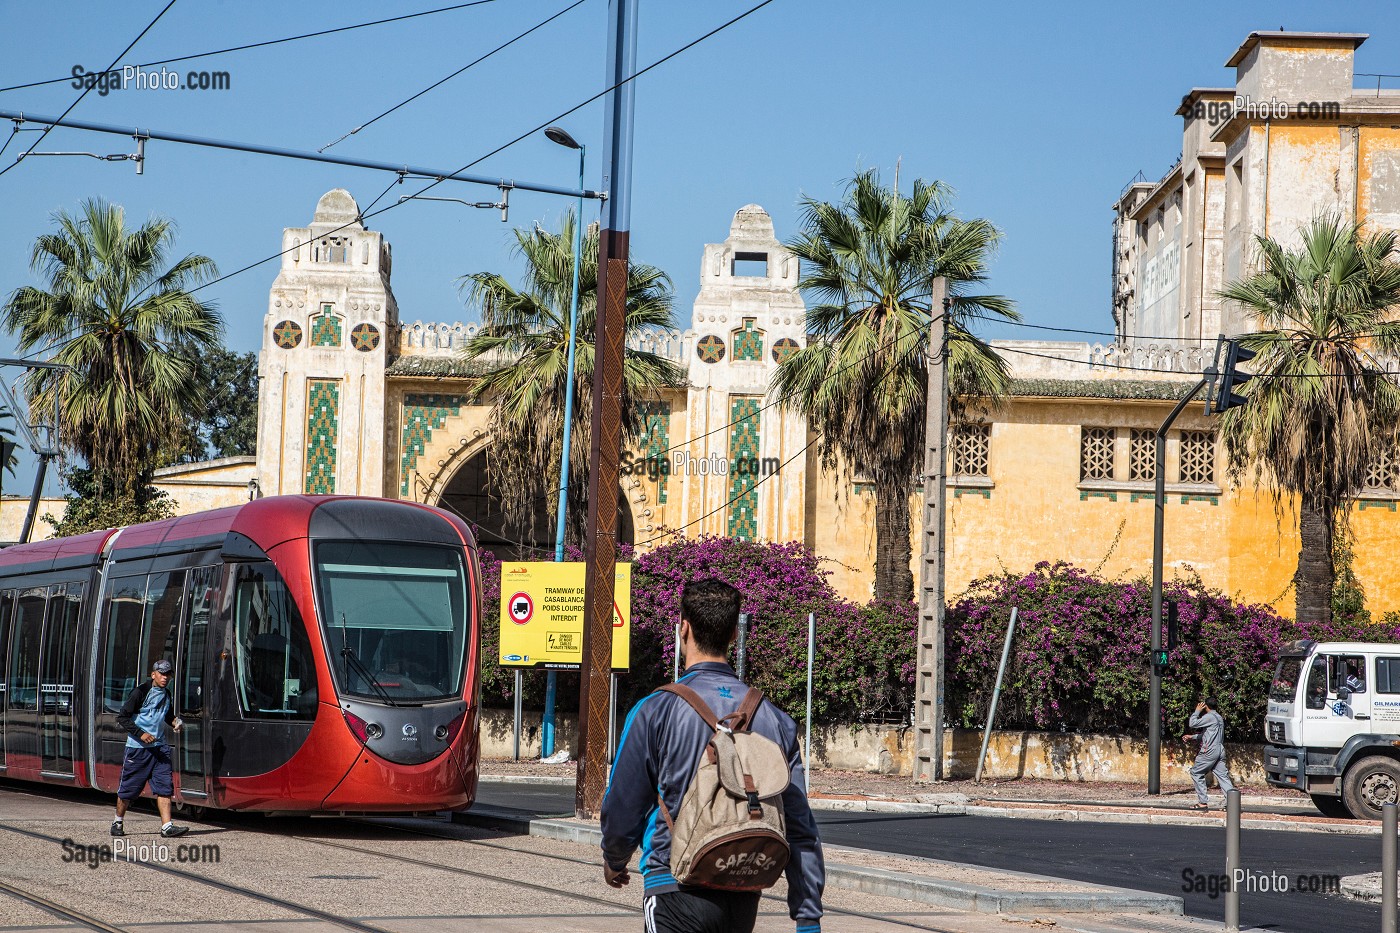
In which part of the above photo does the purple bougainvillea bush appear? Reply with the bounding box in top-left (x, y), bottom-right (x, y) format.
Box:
top-left (947, 561), bottom-right (1315, 741)
top-left (625, 535), bottom-right (916, 722)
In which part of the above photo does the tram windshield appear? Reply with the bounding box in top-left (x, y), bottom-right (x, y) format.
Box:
top-left (314, 541), bottom-right (471, 703)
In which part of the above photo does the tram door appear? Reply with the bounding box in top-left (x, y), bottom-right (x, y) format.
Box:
top-left (0, 591), bottom-right (12, 769)
top-left (176, 566), bottom-right (216, 799)
top-left (39, 585), bottom-right (82, 775)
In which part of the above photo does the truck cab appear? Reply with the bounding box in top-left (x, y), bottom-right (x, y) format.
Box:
top-left (1264, 639), bottom-right (1400, 818)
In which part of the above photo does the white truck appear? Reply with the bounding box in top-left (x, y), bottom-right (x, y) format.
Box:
top-left (1264, 639), bottom-right (1400, 818)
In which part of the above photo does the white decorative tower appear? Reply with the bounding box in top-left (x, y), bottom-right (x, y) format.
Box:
top-left (680, 205), bottom-right (807, 542)
top-left (255, 189), bottom-right (398, 498)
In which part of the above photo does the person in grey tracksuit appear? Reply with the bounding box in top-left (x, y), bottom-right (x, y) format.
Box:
top-left (1183, 696), bottom-right (1235, 807)
top-left (600, 578), bottom-right (824, 933)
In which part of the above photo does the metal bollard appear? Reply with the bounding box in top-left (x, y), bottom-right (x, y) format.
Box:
top-left (1385, 803), bottom-right (1397, 933)
top-left (736, 613), bottom-right (749, 680)
top-left (1225, 788), bottom-right (1240, 932)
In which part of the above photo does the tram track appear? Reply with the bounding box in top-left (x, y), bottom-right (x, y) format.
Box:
top-left (336, 815), bottom-right (968, 933)
top-left (0, 878), bottom-right (131, 933)
top-left (0, 820), bottom-right (395, 933)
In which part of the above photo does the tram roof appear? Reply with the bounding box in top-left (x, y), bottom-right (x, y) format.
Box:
top-left (0, 496), bottom-right (473, 575)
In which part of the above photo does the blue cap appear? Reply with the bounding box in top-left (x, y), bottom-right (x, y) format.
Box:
top-left (152, 659), bottom-right (173, 674)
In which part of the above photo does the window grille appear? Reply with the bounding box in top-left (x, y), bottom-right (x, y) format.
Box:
top-left (1180, 431), bottom-right (1215, 484)
top-left (949, 424), bottom-right (991, 477)
top-left (1129, 429), bottom-right (1155, 481)
top-left (1080, 427), bottom-right (1115, 481)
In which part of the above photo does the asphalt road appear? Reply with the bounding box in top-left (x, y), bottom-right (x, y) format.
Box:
top-left (476, 782), bottom-right (1380, 933)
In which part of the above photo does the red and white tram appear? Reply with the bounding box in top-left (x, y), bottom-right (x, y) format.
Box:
top-left (0, 495), bottom-right (481, 813)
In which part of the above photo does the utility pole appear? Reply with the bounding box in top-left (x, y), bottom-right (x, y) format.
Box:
top-left (914, 278), bottom-right (949, 782)
top-left (576, 0), bottom-right (637, 820)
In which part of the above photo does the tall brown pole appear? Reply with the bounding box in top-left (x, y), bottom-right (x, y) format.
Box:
top-left (913, 278), bottom-right (948, 782)
top-left (576, 0), bottom-right (638, 820)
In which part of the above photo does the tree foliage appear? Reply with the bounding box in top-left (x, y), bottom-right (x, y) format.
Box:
top-left (458, 211), bottom-right (684, 547)
top-left (1, 198), bottom-right (222, 495)
top-left (43, 467), bottom-right (176, 537)
top-left (160, 346), bottom-right (258, 464)
top-left (1218, 215), bottom-right (1400, 625)
top-left (774, 169), bottom-right (1017, 602)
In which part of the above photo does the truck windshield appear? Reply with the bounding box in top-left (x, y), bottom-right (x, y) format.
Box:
top-left (314, 540), bottom-right (471, 703)
top-left (1270, 658), bottom-right (1303, 704)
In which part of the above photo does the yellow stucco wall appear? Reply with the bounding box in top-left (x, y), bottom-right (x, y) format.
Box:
top-left (808, 394), bottom-right (1400, 617)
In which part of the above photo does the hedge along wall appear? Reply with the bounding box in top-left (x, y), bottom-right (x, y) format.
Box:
top-left (475, 536), bottom-right (916, 723)
top-left (475, 543), bottom-right (1400, 740)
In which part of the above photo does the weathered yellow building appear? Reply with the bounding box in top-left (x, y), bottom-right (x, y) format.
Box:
top-left (18, 29), bottom-right (1400, 618)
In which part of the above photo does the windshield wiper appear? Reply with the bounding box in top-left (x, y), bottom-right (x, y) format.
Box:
top-left (340, 613), bottom-right (398, 708)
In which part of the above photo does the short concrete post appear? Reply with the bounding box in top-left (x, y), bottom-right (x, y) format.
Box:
top-left (1225, 788), bottom-right (1240, 932)
top-left (1384, 803), bottom-right (1397, 933)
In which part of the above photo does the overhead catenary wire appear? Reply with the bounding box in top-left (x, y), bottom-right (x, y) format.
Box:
top-left (0, 1), bottom-right (504, 95)
top-left (319, 0), bottom-right (590, 152)
top-left (112, 0), bottom-right (781, 309)
top-left (0, 0), bottom-right (181, 180)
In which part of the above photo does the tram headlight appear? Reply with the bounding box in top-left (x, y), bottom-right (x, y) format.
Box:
top-left (365, 722), bottom-right (384, 740)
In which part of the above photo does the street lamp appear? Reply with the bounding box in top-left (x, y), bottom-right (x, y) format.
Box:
top-left (542, 124), bottom-right (586, 761)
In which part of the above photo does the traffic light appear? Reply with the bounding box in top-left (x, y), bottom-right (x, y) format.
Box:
top-left (1166, 601), bottom-right (1179, 652)
top-left (1211, 338), bottom-right (1257, 413)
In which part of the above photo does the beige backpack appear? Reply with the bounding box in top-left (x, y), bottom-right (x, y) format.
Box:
top-left (657, 683), bottom-right (791, 891)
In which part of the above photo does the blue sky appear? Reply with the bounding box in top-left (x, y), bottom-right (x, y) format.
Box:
top-left (1, 0), bottom-right (1398, 493)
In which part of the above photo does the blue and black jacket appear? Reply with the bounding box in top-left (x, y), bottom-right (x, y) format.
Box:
top-left (600, 661), bottom-right (824, 932)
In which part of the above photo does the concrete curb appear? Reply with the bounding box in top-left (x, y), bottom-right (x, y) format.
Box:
top-left (807, 797), bottom-right (1375, 834)
top-left (453, 806), bottom-right (1183, 916)
top-left (478, 774), bottom-right (576, 786)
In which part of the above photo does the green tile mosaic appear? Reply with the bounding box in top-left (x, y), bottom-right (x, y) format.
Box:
top-left (732, 318), bottom-right (764, 362)
top-left (1079, 490), bottom-right (1118, 502)
top-left (1360, 499), bottom-right (1397, 511)
top-left (400, 393), bottom-right (467, 496)
top-left (311, 309), bottom-right (343, 347)
top-left (953, 487), bottom-right (991, 499)
top-left (304, 380), bottom-right (340, 494)
top-left (1179, 494), bottom-right (1219, 506)
top-left (638, 401), bottom-right (672, 504)
top-left (726, 396), bottom-right (761, 539)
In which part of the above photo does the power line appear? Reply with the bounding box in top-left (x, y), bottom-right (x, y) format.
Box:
top-left (124, 0), bottom-right (781, 306)
top-left (319, 0), bottom-right (590, 152)
top-left (0, 0), bottom-right (181, 179)
top-left (0, 1), bottom-right (503, 95)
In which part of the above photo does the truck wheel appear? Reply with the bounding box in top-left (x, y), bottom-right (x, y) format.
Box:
top-left (1308, 794), bottom-right (1353, 819)
top-left (1342, 756), bottom-right (1400, 820)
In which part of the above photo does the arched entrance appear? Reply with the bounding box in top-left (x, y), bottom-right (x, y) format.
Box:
top-left (436, 448), bottom-right (634, 559)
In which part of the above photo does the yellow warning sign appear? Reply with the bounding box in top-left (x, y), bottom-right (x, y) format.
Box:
top-left (498, 562), bottom-right (630, 670)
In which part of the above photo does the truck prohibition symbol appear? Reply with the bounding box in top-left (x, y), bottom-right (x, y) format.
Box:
top-left (1264, 639), bottom-right (1400, 818)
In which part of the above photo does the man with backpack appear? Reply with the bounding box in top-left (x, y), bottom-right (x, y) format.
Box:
top-left (600, 578), bottom-right (824, 933)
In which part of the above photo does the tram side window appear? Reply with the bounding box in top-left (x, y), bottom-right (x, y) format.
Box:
top-left (143, 571), bottom-right (186, 672)
top-left (103, 577), bottom-right (147, 712)
top-left (181, 566), bottom-right (217, 715)
top-left (233, 562), bottom-right (317, 719)
top-left (9, 591), bottom-right (46, 712)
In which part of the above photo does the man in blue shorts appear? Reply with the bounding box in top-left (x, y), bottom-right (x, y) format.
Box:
top-left (111, 659), bottom-right (187, 838)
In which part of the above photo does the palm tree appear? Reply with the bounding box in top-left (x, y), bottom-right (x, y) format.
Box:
top-left (1219, 214), bottom-right (1400, 626)
top-left (774, 169), bottom-right (1017, 603)
top-left (459, 210), bottom-right (684, 548)
top-left (2, 198), bottom-right (221, 499)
